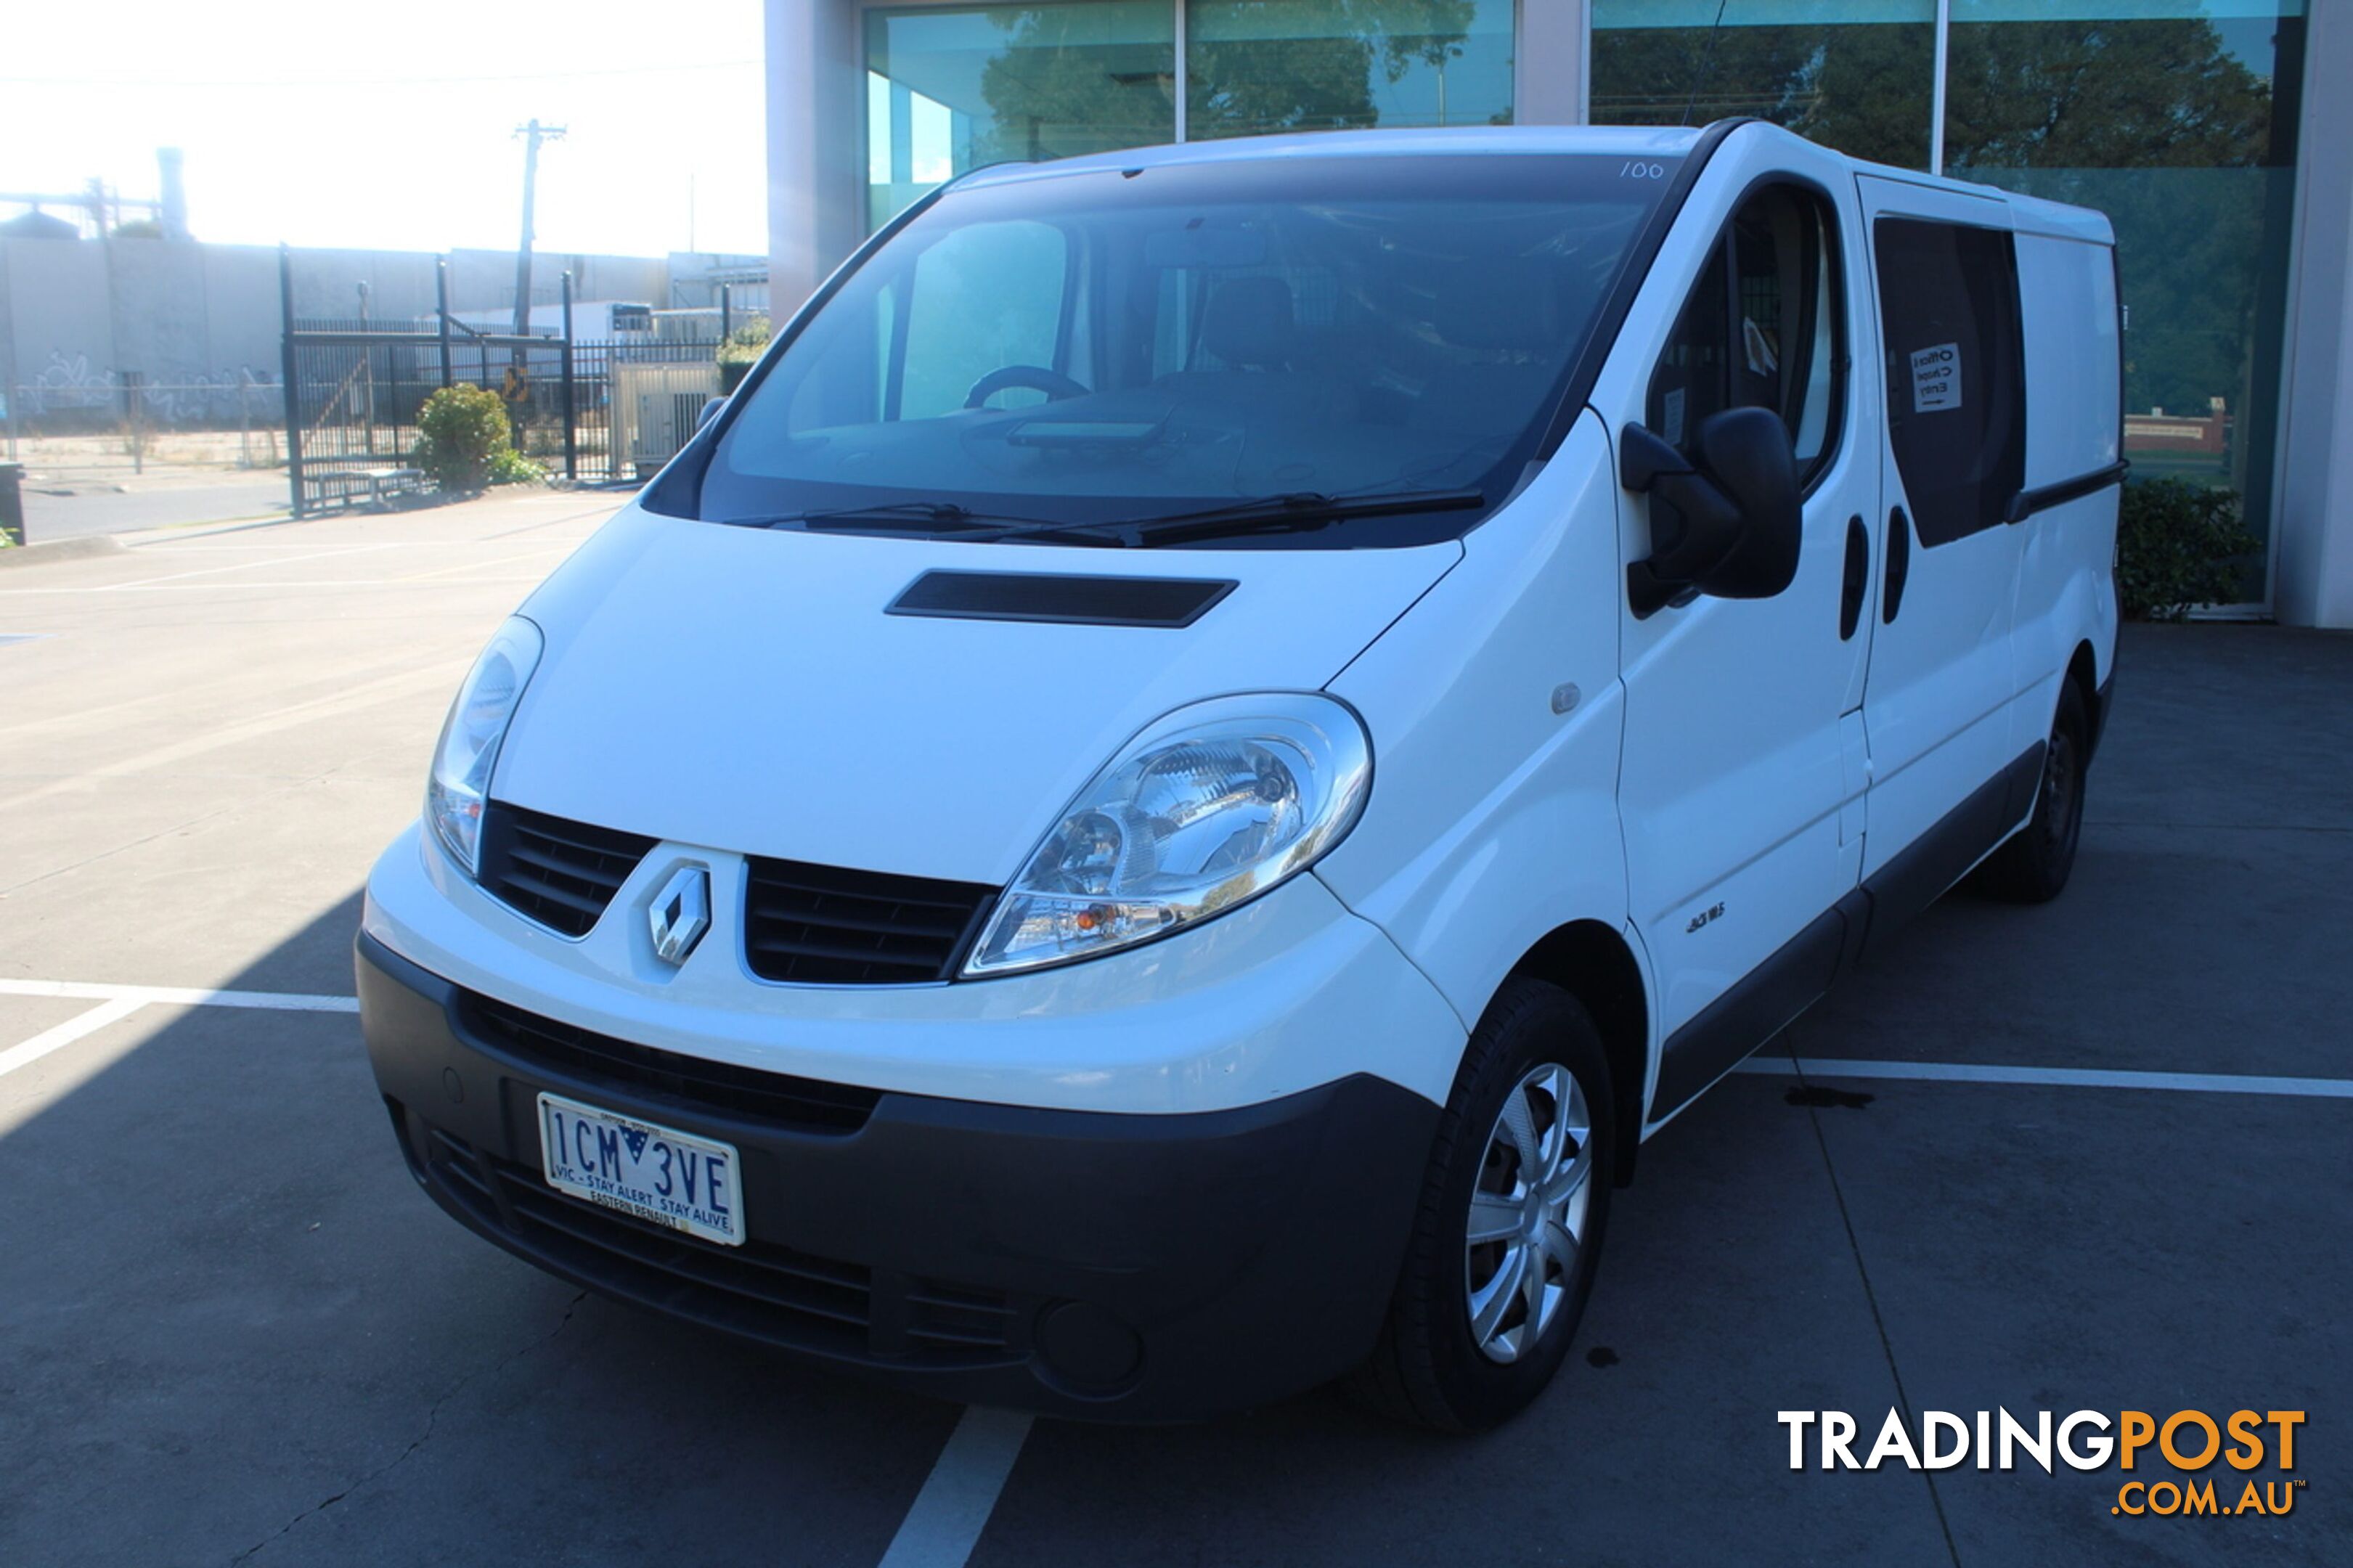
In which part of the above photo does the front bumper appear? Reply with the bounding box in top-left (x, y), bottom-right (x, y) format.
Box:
top-left (358, 931), bottom-right (1440, 1420)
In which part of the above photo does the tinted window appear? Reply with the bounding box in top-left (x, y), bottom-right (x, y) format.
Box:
top-left (700, 155), bottom-right (1676, 548)
top-left (1647, 184), bottom-right (1843, 489)
top-left (1873, 216), bottom-right (2026, 545)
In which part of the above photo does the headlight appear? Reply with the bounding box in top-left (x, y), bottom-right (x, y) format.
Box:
top-left (963, 693), bottom-right (1371, 978)
top-left (425, 616), bottom-right (544, 875)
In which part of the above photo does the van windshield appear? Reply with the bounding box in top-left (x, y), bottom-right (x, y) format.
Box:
top-left (698, 155), bottom-right (1675, 548)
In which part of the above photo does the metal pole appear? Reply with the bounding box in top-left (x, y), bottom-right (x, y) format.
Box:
top-left (720, 282), bottom-right (732, 344)
top-left (510, 119), bottom-right (566, 348)
top-left (279, 244), bottom-right (306, 518)
top-left (436, 258), bottom-right (454, 388)
top-left (124, 370), bottom-right (143, 475)
top-left (1930, 0), bottom-right (1951, 176)
top-left (1172, 0), bottom-right (1188, 143)
top-left (560, 270), bottom-right (577, 481)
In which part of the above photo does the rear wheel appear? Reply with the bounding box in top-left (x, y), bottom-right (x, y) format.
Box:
top-left (1347, 978), bottom-right (1615, 1432)
top-left (1975, 680), bottom-right (2089, 903)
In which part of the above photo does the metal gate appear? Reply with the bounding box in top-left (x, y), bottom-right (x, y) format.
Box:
top-left (279, 249), bottom-right (719, 514)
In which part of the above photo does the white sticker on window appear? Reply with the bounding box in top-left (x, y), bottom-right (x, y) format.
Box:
top-left (1662, 386), bottom-right (1687, 446)
top-left (1909, 343), bottom-right (1962, 413)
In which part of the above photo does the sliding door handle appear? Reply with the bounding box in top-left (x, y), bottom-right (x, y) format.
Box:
top-left (1839, 514), bottom-right (1867, 640)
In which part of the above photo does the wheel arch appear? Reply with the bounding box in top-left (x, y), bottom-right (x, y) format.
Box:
top-left (2067, 638), bottom-right (2104, 759)
top-left (1506, 920), bottom-right (1650, 1186)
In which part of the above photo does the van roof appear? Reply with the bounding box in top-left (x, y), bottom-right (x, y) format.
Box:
top-left (950, 120), bottom-right (2113, 245)
top-left (952, 123), bottom-right (1707, 191)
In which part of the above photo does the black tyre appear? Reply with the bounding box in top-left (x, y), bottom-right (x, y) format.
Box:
top-left (1347, 977), bottom-right (1615, 1432)
top-left (1975, 680), bottom-right (2089, 904)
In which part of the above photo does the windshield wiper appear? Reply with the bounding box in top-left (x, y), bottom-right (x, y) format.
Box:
top-left (968, 487), bottom-right (1491, 549)
top-left (714, 487), bottom-right (1487, 549)
top-left (718, 501), bottom-right (1122, 544)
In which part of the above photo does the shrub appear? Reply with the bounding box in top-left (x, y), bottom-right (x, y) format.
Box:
top-left (717, 315), bottom-right (772, 393)
top-left (2116, 478), bottom-right (2259, 621)
top-left (413, 383), bottom-right (537, 493)
top-left (488, 446), bottom-right (547, 485)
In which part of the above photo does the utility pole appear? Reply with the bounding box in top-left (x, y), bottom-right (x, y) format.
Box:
top-left (511, 119), bottom-right (567, 337)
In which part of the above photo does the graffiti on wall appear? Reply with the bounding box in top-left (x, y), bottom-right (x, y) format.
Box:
top-left (10, 351), bottom-right (280, 425)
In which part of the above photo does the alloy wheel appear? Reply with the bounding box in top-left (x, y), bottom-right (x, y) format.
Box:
top-left (1464, 1062), bottom-right (1595, 1364)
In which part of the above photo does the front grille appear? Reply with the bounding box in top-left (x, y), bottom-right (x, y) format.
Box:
top-left (743, 857), bottom-right (995, 984)
top-left (459, 989), bottom-right (878, 1135)
top-left (420, 1127), bottom-right (1021, 1365)
top-left (478, 802), bottom-right (656, 937)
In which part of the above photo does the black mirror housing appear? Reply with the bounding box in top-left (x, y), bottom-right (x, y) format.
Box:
top-left (1689, 406), bottom-right (1801, 600)
top-left (1621, 408), bottom-right (1803, 615)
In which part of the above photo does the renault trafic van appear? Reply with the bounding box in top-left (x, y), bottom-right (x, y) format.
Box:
top-left (358, 119), bottom-right (2122, 1431)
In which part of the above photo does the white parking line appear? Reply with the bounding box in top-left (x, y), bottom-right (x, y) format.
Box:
top-left (0, 979), bottom-right (358, 1013)
top-left (878, 1406), bottom-right (1035, 1568)
top-left (0, 997), bottom-right (147, 1079)
top-left (1736, 1056), bottom-right (2353, 1099)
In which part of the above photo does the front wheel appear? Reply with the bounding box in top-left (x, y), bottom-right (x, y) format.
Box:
top-left (1347, 978), bottom-right (1615, 1432)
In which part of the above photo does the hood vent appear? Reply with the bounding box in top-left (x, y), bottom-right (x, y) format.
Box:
top-left (886, 570), bottom-right (1236, 629)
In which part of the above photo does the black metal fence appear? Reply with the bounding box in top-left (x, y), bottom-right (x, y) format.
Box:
top-left (279, 249), bottom-right (721, 515)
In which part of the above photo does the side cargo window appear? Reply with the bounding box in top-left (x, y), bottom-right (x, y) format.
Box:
top-left (1647, 182), bottom-right (1843, 489)
top-left (1872, 217), bottom-right (2026, 546)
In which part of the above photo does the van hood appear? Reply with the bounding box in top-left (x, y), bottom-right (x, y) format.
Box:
top-left (494, 506), bottom-right (1459, 885)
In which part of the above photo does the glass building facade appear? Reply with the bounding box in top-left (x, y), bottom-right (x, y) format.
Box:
top-left (1592, 0), bottom-right (2307, 600)
top-left (864, 2), bottom-right (1518, 229)
top-left (769, 0), bottom-right (2342, 617)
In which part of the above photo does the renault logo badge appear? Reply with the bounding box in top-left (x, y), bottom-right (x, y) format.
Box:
top-left (648, 865), bottom-right (711, 965)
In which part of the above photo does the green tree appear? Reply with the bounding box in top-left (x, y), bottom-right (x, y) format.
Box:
top-left (1590, 20), bottom-right (1938, 169)
top-left (1941, 17), bottom-right (2283, 425)
top-left (965, 1), bottom-right (1483, 154)
top-left (1184, 1), bottom-right (1478, 139)
top-left (717, 315), bottom-right (772, 394)
top-left (974, 7), bottom-right (1179, 164)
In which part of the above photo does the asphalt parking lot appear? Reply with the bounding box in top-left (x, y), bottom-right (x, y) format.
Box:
top-left (1, 491), bottom-right (2344, 1567)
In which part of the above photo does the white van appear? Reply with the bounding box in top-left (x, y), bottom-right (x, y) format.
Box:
top-left (358, 120), bottom-right (2121, 1431)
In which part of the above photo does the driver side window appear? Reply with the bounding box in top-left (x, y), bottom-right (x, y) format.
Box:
top-left (895, 220), bottom-right (1069, 420)
top-left (1647, 183), bottom-right (1843, 489)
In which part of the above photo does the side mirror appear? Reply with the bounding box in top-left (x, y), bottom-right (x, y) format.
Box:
top-left (1621, 407), bottom-right (1802, 616)
top-left (698, 396), bottom-right (727, 431)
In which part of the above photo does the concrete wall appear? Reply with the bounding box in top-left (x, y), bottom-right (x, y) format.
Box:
top-left (766, 0), bottom-right (865, 311)
top-left (1, 239), bottom-right (677, 427)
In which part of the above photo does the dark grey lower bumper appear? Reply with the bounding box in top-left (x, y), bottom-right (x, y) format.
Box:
top-left (356, 930), bottom-right (1438, 1419)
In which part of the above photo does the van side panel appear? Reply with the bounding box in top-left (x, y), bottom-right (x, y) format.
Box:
top-left (1316, 413), bottom-right (1631, 1050)
top-left (2009, 230), bottom-right (2123, 751)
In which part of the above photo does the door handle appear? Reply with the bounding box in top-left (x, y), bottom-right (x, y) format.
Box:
top-left (1839, 514), bottom-right (1867, 640)
top-left (1883, 505), bottom-right (1912, 624)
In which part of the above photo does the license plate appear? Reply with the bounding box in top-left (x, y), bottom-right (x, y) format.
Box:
top-left (537, 1092), bottom-right (746, 1247)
